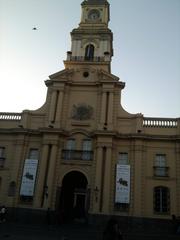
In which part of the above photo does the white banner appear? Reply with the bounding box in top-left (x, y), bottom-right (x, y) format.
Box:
top-left (115, 164), bottom-right (130, 203)
top-left (20, 159), bottom-right (38, 197)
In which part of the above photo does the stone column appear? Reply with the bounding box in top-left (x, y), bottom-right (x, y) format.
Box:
top-left (8, 138), bottom-right (28, 207)
top-left (49, 90), bottom-right (57, 123)
top-left (34, 144), bottom-right (49, 208)
top-left (100, 92), bottom-right (107, 125)
top-left (44, 144), bottom-right (58, 208)
top-left (102, 146), bottom-right (112, 213)
top-left (133, 142), bottom-right (143, 216)
top-left (107, 92), bottom-right (114, 127)
top-left (55, 91), bottom-right (64, 126)
top-left (93, 146), bottom-right (103, 213)
top-left (11, 139), bottom-right (26, 185)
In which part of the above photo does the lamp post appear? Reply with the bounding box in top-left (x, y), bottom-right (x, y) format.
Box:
top-left (94, 186), bottom-right (99, 202)
top-left (44, 185), bottom-right (48, 199)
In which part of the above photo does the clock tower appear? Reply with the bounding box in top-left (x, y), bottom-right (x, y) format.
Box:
top-left (64, 0), bottom-right (113, 73)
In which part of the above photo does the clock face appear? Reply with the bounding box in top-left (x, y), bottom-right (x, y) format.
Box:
top-left (88, 9), bottom-right (100, 20)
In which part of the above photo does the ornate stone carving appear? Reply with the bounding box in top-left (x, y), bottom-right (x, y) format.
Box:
top-left (71, 103), bottom-right (93, 120)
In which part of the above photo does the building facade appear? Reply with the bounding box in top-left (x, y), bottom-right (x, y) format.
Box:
top-left (0, 0), bottom-right (180, 223)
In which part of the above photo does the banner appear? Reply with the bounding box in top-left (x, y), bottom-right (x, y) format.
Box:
top-left (115, 164), bottom-right (130, 203)
top-left (20, 159), bottom-right (38, 196)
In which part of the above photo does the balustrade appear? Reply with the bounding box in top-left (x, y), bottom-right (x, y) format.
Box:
top-left (143, 117), bottom-right (178, 128)
top-left (0, 112), bottom-right (21, 121)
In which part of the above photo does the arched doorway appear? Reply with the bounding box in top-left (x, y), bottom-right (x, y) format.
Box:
top-left (59, 171), bottom-right (88, 222)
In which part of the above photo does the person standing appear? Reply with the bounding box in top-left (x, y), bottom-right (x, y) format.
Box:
top-left (102, 218), bottom-right (124, 240)
top-left (0, 205), bottom-right (7, 222)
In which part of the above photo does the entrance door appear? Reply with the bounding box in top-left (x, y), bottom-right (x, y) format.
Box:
top-left (59, 171), bottom-right (88, 222)
top-left (73, 189), bottom-right (86, 219)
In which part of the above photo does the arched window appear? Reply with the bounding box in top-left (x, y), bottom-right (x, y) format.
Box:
top-left (154, 186), bottom-right (170, 213)
top-left (85, 44), bottom-right (94, 60)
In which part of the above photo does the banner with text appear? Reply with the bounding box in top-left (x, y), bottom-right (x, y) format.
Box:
top-left (115, 164), bottom-right (130, 203)
top-left (20, 159), bottom-right (38, 196)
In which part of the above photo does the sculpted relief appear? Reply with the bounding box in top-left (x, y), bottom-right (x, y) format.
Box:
top-left (71, 103), bottom-right (93, 121)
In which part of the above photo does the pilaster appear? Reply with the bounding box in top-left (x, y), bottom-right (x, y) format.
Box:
top-left (34, 144), bottom-right (49, 208)
top-left (107, 91), bottom-right (114, 130)
top-left (132, 141), bottom-right (144, 216)
top-left (102, 146), bottom-right (112, 213)
top-left (55, 90), bottom-right (64, 127)
top-left (93, 146), bottom-right (103, 212)
top-left (48, 90), bottom-right (57, 123)
top-left (44, 144), bottom-right (58, 209)
top-left (100, 91), bottom-right (107, 126)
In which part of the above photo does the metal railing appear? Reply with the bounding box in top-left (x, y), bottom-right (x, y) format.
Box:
top-left (153, 166), bottom-right (169, 177)
top-left (62, 150), bottom-right (93, 161)
top-left (68, 56), bottom-right (105, 62)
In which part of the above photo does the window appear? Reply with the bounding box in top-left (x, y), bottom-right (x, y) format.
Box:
top-left (28, 149), bottom-right (39, 160)
top-left (82, 139), bottom-right (92, 160)
top-left (154, 186), bottom-right (170, 214)
top-left (85, 44), bottom-right (94, 60)
top-left (0, 147), bottom-right (5, 167)
top-left (118, 152), bottom-right (128, 165)
top-left (154, 154), bottom-right (168, 177)
top-left (66, 139), bottom-right (76, 150)
top-left (63, 139), bottom-right (76, 160)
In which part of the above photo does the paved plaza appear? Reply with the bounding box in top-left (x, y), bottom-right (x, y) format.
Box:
top-left (0, 221), bottom-right (180, 240)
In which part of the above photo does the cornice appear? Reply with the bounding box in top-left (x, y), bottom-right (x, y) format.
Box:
top-left (81, 0), bottom-right (109, 7)
top-left (116, 133), bottom-right (180, 141)
top-left (71, 28), bottom-right (112, 35)
top-left (0, 128), bottom-right (41, 135)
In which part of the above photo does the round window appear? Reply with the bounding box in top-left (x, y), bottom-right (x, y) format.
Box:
top-left (83, 72), bottom-right (89, 78)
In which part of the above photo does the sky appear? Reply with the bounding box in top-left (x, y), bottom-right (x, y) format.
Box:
top-left (0, 0), bottom-right (180, 118)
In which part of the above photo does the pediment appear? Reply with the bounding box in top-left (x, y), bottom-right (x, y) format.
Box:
top-left (49, 69), bottom-right (74, 81)
top-left (98, 69), bottom-right (119, 82)
top-left (97, 70), bottom-right (125, 90)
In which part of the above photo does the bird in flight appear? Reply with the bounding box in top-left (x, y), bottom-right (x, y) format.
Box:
top-left (32, 27), bottom-right (37, 30)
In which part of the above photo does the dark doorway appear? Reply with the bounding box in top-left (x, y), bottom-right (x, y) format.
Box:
top-left (59, 171), bottom-right (88, 223)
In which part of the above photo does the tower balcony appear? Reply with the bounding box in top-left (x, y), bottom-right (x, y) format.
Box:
top-left (66, 51), bottom-right (111, 62)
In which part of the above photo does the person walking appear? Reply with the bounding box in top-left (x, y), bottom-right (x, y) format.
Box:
top-left (0, 205), bottom-right (7, 223)
top-left (102, 218), bottom-right (124, 240)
